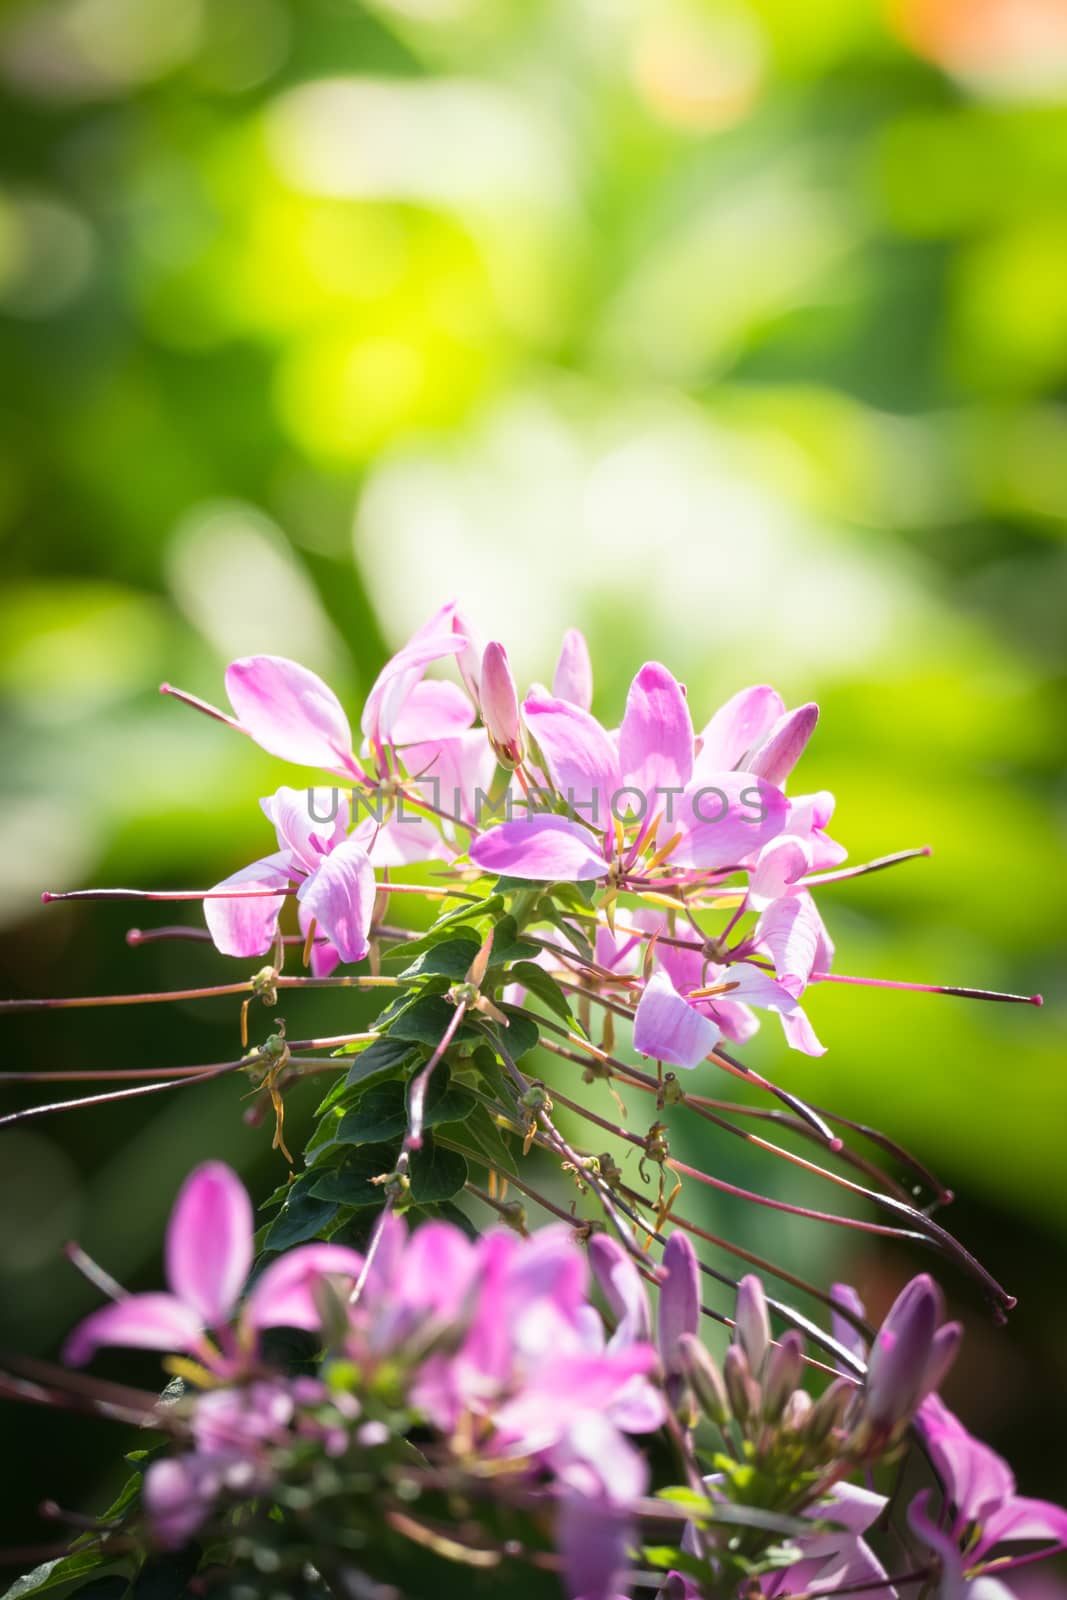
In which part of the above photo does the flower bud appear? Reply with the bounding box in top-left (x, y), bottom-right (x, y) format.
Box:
top-left (920, 1320), bottom-right (963, 1402)
top-left (658, 1233), bottom-right (700, 1378)
top-left (677, 1331), bottom-right (729, 1427)
top-left (723, 1344), bottom-right (759, 1425)
top-left (863, 1274), bottom-right (958, 1437)
top-left (807, 1376), bottom-right (857, 1445)
top-left (734, 1275), bottom-right (771, 1375)
top-left (761, 1330), bottom-right (805, 1422)
top-left (480, 642), bottom-right (523, 767)
top-left (780, 1388), bottom-right (813, 1434)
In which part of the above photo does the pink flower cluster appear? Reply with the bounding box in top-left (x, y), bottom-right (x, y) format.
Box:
top-left (64, 1162), bottom-right (674, 1595)
top-left (202, 600), bottom-right (843, 1056)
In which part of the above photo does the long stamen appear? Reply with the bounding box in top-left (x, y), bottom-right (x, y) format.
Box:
top-left (159, 681), bottom-right (243, 730)
top-left (42, 887), bottom-right (294, 903)
top-left (810, 971), bottom-right (1043, 1006)
top-left (802, 845), bottom-right (933, 886)
top-left (64, 1242), bottom-right (127, 1301)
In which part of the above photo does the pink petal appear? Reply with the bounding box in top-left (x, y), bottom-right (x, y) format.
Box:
top-left (633, 969), bottom-right (721, 1069)
top-left (919, 1397), bottom-right (1016, 1526)
top-left (748, 836), bottom-right (812, 911)
top-left (452, 607), bottom-right (485, 704)
top-left (711, 998), bottom-right (760, 1044)
top-left (404, 728), bottom-right (498, 830)
top-left (395, 1222), bottom-right (479, 1320)
top-left (981, 1496), bottom-right (1067, 1555)
top-left (670, 773), bottom-right (788, 870)
top-left (778, 1005), bottom-right (826, 1056)
top-left (553, 628), bottom-right (594, 711)
top-left (747, 702), bottom-right (819, 787)
top-left (523, 694), bottom-right (620, 828)
top-left (694, 685), bottom-right (784, 774)
top-left (830, 1283), bottom-right (869, 1369)
top-left (244, 1243), bottom-right (364, 1331)
top-left (143, 1456), bottom-right (217, 1549)
top-left (166, 1162), bottom-right (253, 1326)
top-left (470, 814), bottom-right (608, 881)
top-left (726, 961), bottom-right (807, 1015)
top-left (306, 933), bottom-right (341, 978)
top-left (362, 606), bottom-right (470, 746)
top-left (788, 791), bottom-right (849, 869)
top-left (203, 853), bottom-right (292, 959)
top-left (297, 839), bottom-right (376, 963)
top-left (63, 1292), bottom-right (205, 1365)
top-left (262, 785), bottom-right (349, 871)
top-left (754, 892), bottom-right (825, 994)
top-left (389, 679), bottom-right (475, 745)
top-left (818, 1480), bottom-right (890, 1537)
top-left (557, 1490), bottom-right (633, 1600)
top-left (356, 814), bottom-right (451, 867)
top-left (588, 1235), bottom-right (652, 1346)
top-left (908, 1488), bottom-right (969, 1598)
top-left (618, 662), bottom-right (693, 801)
top-left (226, 655), bottom-right (354, 770)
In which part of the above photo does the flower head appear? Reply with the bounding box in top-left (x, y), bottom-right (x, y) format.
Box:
top-left (64, 1162), bottom-right (363, 1373)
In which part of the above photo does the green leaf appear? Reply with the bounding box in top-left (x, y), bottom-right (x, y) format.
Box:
top-left (383, 923), bottom-right (482, 963)
top-left (488, 1006), bottom-right (540, 1062)
top-left (336, 1067), bottom-right (475, 1144)
top-left (506, 961), bottom-right (575, 1025)
top-left (397, 936), bottom-right (481, 981)
top-left (336, 1077), bottom-right (407, 1142)
top-left (264, 1183), bottom-right (340, 1248)
top-left (458, 1102), bottom-right (518, 1175)
top-left (2, 1551), bottom-right (115, 1600)
top-left (409, 1137), bottom-right (469, 1204)
top-left (388, 994), bottom-right (477, 1049)
top-left (540, 907), bottom-right (594, 961)
top-left (307, 1141), bottom-right (400, 1206)
top-left (341, 1035), bottom-right (418, 1084)
top-left (485, 914), bottom-right (540, 966)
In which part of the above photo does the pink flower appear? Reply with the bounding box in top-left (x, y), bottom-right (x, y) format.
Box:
top-left (631, 913), bottom-right (825, 1064)
top-left (470, 662), bottom-right (788, 884)
top-left (398, 1220), bottom-right (666, 1504)
top-left (64, 1162), bottom-right (363, 1371)
top-left (204, 786), bottom-right (377, 976)
top-left (908, 1397), bottom-right (1067, 1594)
top-left (672, 1481), bottom-right (897, 1598)
top-left (224, 602), bottom-right (479, 782)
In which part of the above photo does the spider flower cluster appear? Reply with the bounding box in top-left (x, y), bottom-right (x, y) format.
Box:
top-left (2, 601), bottom-right (1057, 1600)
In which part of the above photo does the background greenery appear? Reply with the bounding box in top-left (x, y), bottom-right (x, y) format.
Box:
top-left (1, 0), bottom-right (1065, 1574)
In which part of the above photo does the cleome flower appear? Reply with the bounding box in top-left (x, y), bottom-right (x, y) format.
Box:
top-left (64, 1161), bottom-right (363, 1376)
top-left (469, 661), bottom-right (792, 885)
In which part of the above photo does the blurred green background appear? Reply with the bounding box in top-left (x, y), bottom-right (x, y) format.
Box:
top-left (1, 0), bottom-right (1066, 1571)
